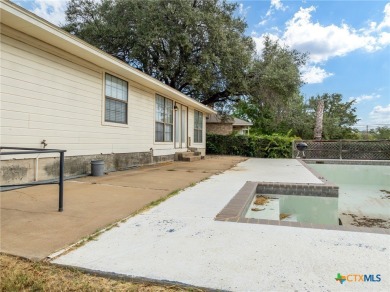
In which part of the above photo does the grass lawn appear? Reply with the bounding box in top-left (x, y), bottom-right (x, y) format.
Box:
top-left (0, 253), bottom-right (200, 291)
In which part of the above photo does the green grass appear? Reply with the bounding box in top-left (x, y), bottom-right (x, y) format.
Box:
top-left (134, 189), bottom-right (181, 213)
top-left (1, 254), bottom-right (198, 291)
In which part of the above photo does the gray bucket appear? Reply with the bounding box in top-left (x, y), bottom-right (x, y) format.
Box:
top-left (91, 160), bottom-right (105, 176)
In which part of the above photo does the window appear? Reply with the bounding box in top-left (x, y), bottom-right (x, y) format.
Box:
top-left (194, 110), bottom-right (203, 143)
top-left (155, 95), bottom-right (173, 142)
top-left (105, 73), bottom-right (128, 124)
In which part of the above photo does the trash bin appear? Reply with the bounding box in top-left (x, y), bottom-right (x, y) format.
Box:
top-left (91, 160), bottom-right (104, 176)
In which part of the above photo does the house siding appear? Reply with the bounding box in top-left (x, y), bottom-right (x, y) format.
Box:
top-left (0, 25), bottom-right (206, 183)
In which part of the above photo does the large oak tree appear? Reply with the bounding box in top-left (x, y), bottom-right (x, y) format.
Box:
top-left (233, 36), bottom-right (308, 133)
top-left (63, 0), bottom-right (255, 105)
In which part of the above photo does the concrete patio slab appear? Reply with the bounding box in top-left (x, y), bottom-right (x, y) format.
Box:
top-left (53, 158), bottom-right (390, 291)
top-left (0, 156), bottom-right (245, 260)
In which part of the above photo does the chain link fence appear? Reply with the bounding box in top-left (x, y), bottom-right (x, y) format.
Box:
top-left (292, 140), bottom-right (390, 160)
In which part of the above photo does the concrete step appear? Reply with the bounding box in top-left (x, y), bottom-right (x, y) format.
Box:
top-left (176, 151), bottom-right (202, 161)
top-left (182, 155), bottom-right (202, 162)
top-left (179, 152), bottom-right (195, 158)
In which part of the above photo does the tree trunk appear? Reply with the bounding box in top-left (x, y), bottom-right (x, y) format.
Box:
top-left (314, 99), bottom-right (324, 140)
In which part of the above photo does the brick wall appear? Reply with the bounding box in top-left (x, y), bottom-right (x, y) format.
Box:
top-left (206, 123), bottom-right (233, 135)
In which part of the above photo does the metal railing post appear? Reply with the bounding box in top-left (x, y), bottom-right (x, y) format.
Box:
top-left (59, 152), bottom-right (64, 212)
top-left (0, 147), bottom-right (67, 212)
top-left (292, 141), bottom-right (295, 158)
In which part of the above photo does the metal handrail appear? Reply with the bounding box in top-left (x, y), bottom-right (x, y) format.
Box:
top-left (0, 146), bottom-right (66, 212)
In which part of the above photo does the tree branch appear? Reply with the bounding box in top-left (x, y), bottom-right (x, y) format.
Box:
top-left (202, 90), bottom-right (231, 105)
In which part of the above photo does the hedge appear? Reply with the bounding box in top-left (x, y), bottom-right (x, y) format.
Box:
top-left (206, 133), bottom-right (295, 158)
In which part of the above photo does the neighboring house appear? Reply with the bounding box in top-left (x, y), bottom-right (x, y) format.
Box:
top-left (232, 118), bottom-right (253, 135)
top-left (0, 0), bottom-right (215, 184)
top-left (206, 114), bottom-right (252, 136)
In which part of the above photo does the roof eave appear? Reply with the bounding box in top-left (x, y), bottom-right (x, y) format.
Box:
top-left (0, 0), bottom-right (216, 115)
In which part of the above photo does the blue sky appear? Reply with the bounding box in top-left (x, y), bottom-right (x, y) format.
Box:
top-left (13, 0), bottom-right (390, 130)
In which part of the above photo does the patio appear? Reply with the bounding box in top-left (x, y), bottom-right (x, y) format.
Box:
top-left (0, 156), bottom-right (245, 260)
top-left (52, 158), bottom-right (390, 291)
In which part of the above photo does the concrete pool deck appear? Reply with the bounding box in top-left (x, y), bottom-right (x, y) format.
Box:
top-left (53, 158), bottom-right (390, 291)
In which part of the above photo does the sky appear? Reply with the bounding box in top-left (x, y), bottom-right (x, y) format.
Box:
top-left (12, 0), bottom-right (390, 130)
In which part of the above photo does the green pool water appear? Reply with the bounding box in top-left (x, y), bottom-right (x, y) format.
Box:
top-left (245, 194), bottom-right (339, 225)
top-left (310, 164), bottom-right (390, 186)
top-left (309, 164), bottom-right (390, 220)
top-left (245, 163), bottom-right (390, 226)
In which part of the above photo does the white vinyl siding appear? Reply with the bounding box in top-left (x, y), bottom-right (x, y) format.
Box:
top-left (0, 25), bottom-right (208, 158)
top-left (155, 95), bottom-right (173, 142)
top-left (194, 110), bottom-right (203, 143)
top-left (0, 27), bottom-right (152, 156)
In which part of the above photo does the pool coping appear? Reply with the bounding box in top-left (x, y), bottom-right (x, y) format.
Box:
top-left (215, 162), bottom-right (390, 235)
top-left (303, 159), bottom-right (390, 166)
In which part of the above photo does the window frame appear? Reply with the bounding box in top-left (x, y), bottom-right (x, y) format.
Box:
top-left (194, 110), bottom-right (203, 143)
top-left (104, 73), bottom-right (128, 124)
top-left (155, 95), bottom-right (174, 143)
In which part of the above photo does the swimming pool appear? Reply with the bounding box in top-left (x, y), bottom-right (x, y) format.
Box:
top-left (215, 160), bottom-right (389, 232)
top-left (308, 163), bottom-right (390, 228)
top-left (245, 194), bottom-right (339, 225)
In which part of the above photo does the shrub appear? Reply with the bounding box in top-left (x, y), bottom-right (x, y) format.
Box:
top-left (206, 133), bottom-right (296, 158)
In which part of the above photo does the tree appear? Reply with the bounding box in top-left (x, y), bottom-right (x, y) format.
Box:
top-left (369, 126), bottom-right (390, 139)
top-left (63, 0), bottom-right (255, 105)
top-left (233, 36), bottom-right (307, 134)
top-left (248, 36), bottom-right (307, 107)
top-left (235, 92), bottom-right (359, 139)
top-left (306, 93), bottom-right (359, 139)
top-left (313, 99), bottom-right (324, 140)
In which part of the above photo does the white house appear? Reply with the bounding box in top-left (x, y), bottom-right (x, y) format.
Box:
top-left (0, 0), bottom-right (215, 184)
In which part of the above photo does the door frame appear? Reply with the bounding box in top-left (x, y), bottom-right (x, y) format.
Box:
top-left (174, 103), bottom-right (188, 149)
